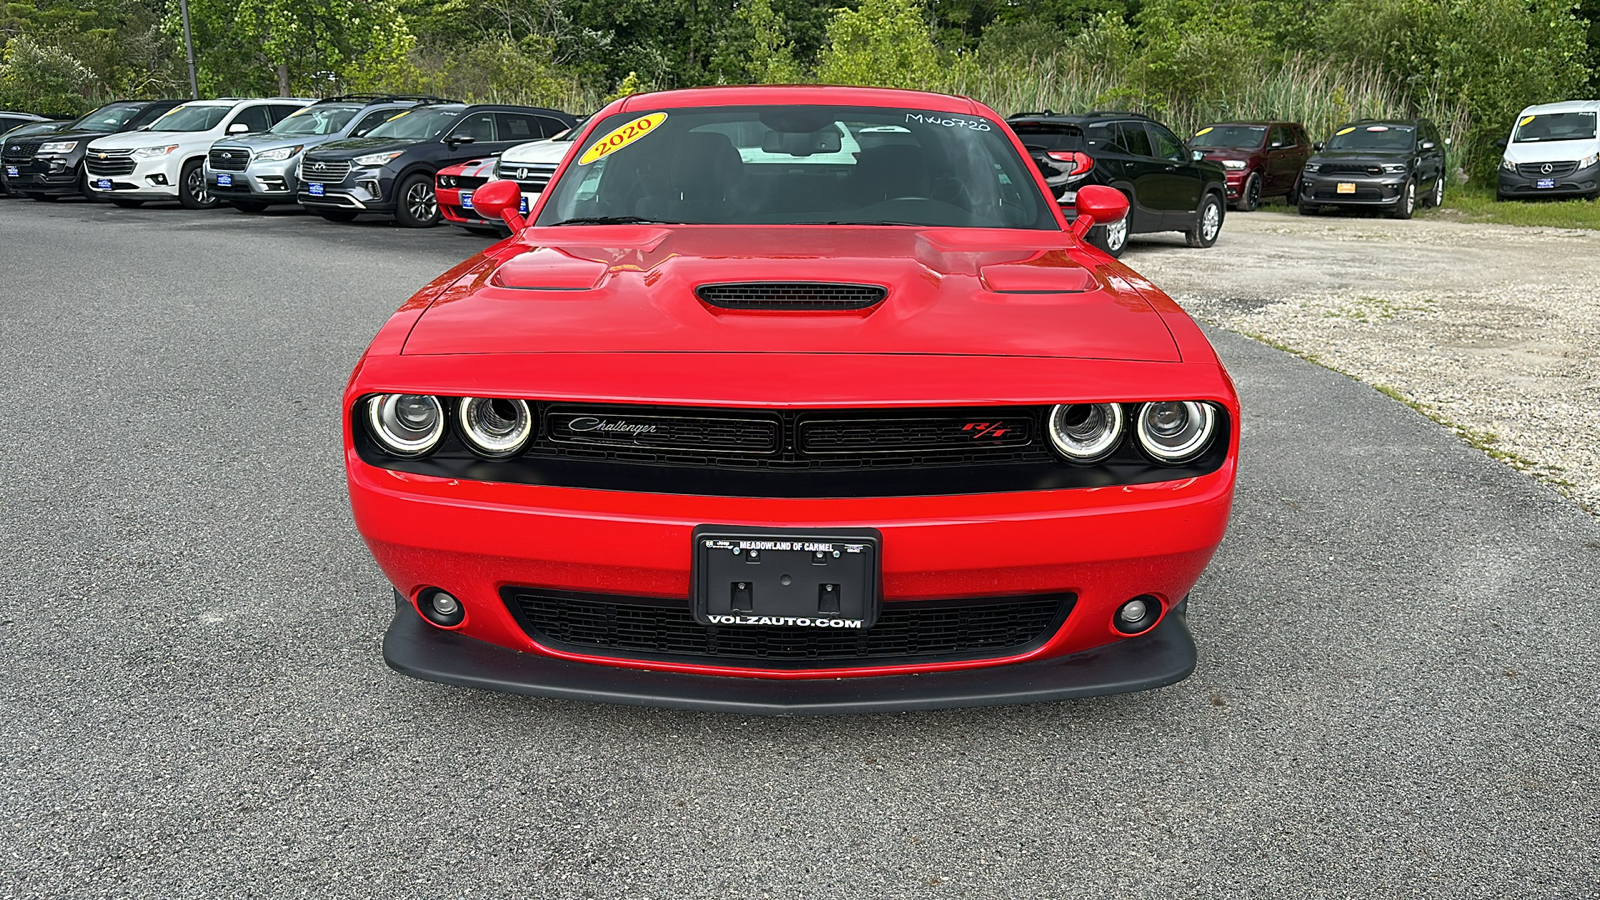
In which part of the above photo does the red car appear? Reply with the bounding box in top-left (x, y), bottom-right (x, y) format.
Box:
top-left (1190, 121), bottom-right (1312, 211)
top-left (436, 157), bottom-right (502, 234)
top-left (345, 85), bottom-right (1239, 714)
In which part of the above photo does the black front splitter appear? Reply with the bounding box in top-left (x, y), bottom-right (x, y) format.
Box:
top-left (382, 594), bottom-right (1197, 716)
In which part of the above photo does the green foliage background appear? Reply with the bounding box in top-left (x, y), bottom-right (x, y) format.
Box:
top-left (1, 0), bottom-right (1594, 179)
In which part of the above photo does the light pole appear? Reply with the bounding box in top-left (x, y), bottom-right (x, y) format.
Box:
top-left (180, 0), bottom-right (199, 99)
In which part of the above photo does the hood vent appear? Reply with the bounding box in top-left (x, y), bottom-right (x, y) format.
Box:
top-left (695, 282), bottom-right (887, 311)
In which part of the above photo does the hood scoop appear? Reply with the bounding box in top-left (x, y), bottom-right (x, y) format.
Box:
top-left (695, 282), bottom-right (887, 311)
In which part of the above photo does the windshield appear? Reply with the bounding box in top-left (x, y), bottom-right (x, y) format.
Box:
top-left (271, 105), bottom-right (359, 136)
top-left (1190, 125), bottom-right (1266, 150)
top-left (536, 105), bottom-right (1057, 229)
top-left (69, 103), bottom-right (142, 133)
top-left (365, 107), bottom-right (461, 141)
top-left (1325, 124), bottom-right (1414, 151)
top-left (149, 105), bottom-right (229, 133)
top-left (1512, 112), bottom-right (1597, 143)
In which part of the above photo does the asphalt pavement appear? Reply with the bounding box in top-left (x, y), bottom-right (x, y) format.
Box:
top-left (1, 198), bottom-right (1596, 899)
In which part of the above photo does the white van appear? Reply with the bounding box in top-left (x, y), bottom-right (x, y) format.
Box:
top-left (1497, 100), bottom-right (1600, 200)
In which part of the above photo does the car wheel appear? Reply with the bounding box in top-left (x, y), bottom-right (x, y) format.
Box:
top-left (396, 173), bottom-right (440, 228)
top-left (110, 198), bottom-right (144, 208)
top-left (1090, 215), bottom-right (1129, 258)
top-left (178, 160), bottom-right (219, 209)
top-left (1185, 194), bottom-right (1223, 248)
top-left (230, 200), bottom-right (270, 214)
top-left (315, 209), bottom-right (359, 223)
top-left (1391, 180), bottom-right (1416, 219)
top-left (1237, 172), bottom-right (1262, 212)
top-left (1430, 177), bottom-right (1445, 208)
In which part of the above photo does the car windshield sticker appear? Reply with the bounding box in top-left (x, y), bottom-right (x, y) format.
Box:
top-left (1336, 127), bottom-right (1355, 135)
top-left (1194, 127), bottom-right (1213, 136)
top-left (285, 107), bottom-right (310, 118)
top-left (1366, 126), bottom-right (1390, 132)
top-left (1519, 115), bottom-right (1536, 126)
top-left (579, 113), bottom-right (668, 166)
top-left (905, 113), bottom-right (991, 131)
top-left (385, 110), bottom-right (410, 122)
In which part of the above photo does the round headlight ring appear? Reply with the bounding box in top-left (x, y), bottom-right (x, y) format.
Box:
top-left (1047, 402), bottom-right (1125, 462)
top-left (1135, 401), bottom-right (1217, 463)
top-left (366, 393), bottom-right (445, 457)
top-left (457, 397), bottom-right (533, 458)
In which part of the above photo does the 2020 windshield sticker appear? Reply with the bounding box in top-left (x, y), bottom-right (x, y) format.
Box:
top-left (579, 113), bottom-right (668, 165)
top-left (906, 112), bottom-right (991, 131)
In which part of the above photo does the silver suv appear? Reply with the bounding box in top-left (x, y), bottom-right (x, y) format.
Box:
top-left (205, 95), bottom-right (450, 213)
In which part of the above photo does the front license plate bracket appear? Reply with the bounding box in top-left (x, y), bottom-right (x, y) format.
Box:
top-left (692, 526), bottom-right (882, 629)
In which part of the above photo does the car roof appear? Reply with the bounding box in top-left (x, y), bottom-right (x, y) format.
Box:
top-left (616, 85), bottom-right (981, 116)
top-left (1196, 120), bottom-right (1295, 128)
top-left (0, 111), bottom-right (49, 120)
top-left (1342, 118), bottom-right (1424, 127)
top-left (1008, 110), bottom-right (1153, 123)
top-left (1517, 99), bottom-right (1600, 116)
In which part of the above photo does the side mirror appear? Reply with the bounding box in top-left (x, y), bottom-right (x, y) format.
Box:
top-left (1268, 141), bottom-right (1284, 149)
top-left (1420, 141), bottom-right (1436, 150)
top-left (448, 134), bottom-right (476, 146)
top-left (1313, 141), bottom-right (1324, 152)
top-left (1072, 184), bottom-right (1129, 240)
top-left (1190, 149), bottom-right (1205, 162)
top-left (227, 122), bottom-right (249, 134)
top-left (472, 178), bottom-right (524, 232)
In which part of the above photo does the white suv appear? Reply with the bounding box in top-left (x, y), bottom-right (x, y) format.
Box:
top-left (85, 98), bottom-right (311, 208)
top-left (1497, 100), bottom-right (1600, 200)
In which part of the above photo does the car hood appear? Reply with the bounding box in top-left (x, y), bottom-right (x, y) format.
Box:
top-left (1502, 140), bottom-right (1600, 164)
top-left (402, 226), bottom-right (1181, 362)
top-left (499, 140), bottom-right (571, 165)
top-left (213, 132), bottom-right (330, 152)
top-left (306, 137), bottom-right (420, 159)
top-left (88, 129), bottom-right (217, 150)
top-left (1310, 149), bottom-right (1411, 166)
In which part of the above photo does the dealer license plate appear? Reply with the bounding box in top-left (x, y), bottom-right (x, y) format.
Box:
top-left (1336, 182), bottom-right (1356, 194)
top-left (460, 191), bottom-right (473, 209)
top-left (4, 166), bottom-right (16, 178)
top-left (519, 196), bottom-right (529, 215)
top-left (1537, 178), bottom-right (1556, 189)
top-left (692, 526), bottom-right (881, 629)
top-left (216, 173), bottom-right (232, 187)
top-left (308, 182), bottom-right (324, 197)
top-left (96, 178), bottom-right (111, 191)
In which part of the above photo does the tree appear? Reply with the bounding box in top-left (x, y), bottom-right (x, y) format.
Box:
top-left (173, 0), bottom-right (414, 96)
top-left (817, 0), bottom-right (940, 88)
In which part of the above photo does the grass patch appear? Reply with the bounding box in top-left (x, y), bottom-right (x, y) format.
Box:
top-left (1424, 184), bottom-right (1600, 230)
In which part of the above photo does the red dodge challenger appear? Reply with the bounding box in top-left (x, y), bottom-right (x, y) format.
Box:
top-left (345, 85), bottom-right (1239, 714)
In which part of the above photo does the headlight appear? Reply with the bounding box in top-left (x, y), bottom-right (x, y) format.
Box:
top-left (457, 397), bottom-right (533, 458)
top-left (133, 145), bottom-right (179, 159)
top-left (439, 174), bottom-right (457, 187)
top-left (366, 394), bottom-right (445, 457)
top-left (38, 141), bottom-right (77, 154)
top-left (1135, 401), bottom-right (1216, 463)
top-left (1047, 403), bottom-right (1124, 462)
top-left (256, 145), bottom-right (301, 162)
top-left (1302, 162), bottom-right (1320, 174)
top-left (1382, 164), bottom-right (1408, 175)
top-left (1222, 160), bottom-right (1246, 170)
top-left (354, 151), bottom-right (404, 167)
top-left (1582, 153), bottom-right (1599, 168)
top-left (1501, 158), bottom-right (1517, 171)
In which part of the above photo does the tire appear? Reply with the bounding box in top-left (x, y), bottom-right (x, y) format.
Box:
top-left (1236, 172), bottom-right (1262, 212)
top-left (1390, 180), bottom-right (1416, 219)
top-left (178, 159), bottom-right (219, 209)
top-left (1089, 214), bottom-right (1129, 258)
top-left (1429, 176), bottom-right (1444, 208)
top-left (315, 209), bottom-right (359, 223)
top-left (1185, 193), bottom-right (1224, 248)
top-left (230, 200), bottom-right (270, 214)
top-left (110, 198), bottom-right (145, 208)
top-left (395, 172), bottom-right (440, 228)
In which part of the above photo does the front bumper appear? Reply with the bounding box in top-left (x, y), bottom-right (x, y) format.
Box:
top-left (208, 156), bottom-right (300, 203)
top-left (1497, 162), bottom-right (1600, 198)
top-left (384, 592), bottom-right (1197, 714)
top-left (3, 155), bottom-right (81, 195)
top-left (1223, 169), bottom-right (1247, 199)
top-left (1298, 173), bottom-right (1407, 207)
top-left (297, 164), bottom-right (394, 212)
top-left (85, 154), bottom-right (180, 198)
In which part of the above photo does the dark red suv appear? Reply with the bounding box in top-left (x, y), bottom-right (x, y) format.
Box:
top-left (1189, 121), bottom-right (1312, 211)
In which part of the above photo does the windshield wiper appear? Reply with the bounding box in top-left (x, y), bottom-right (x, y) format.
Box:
top-left (549, 215), bottom-right (681, 226)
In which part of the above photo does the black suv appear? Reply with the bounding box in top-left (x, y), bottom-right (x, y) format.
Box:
top-left (297, 103), bottom-right (577, 226)
top-left (1006, 110), bottom-right (1228, 256)
top-left (1297, 118), bottom-right (1447, 218)
top-left (3, 100), bottom-right (185, 200)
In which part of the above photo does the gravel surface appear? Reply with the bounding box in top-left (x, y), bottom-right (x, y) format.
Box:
top-left (1, 200), bottom-right (1597, 898)
top-left (1124, 210), bottom-right (1600, 514)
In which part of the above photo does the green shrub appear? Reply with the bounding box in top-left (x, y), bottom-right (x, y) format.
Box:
top-left (0, 36), bottom-right (94, 116)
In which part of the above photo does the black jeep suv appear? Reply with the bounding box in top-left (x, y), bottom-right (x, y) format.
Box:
top-left (296, 103), bottom-right (576, 226)
top-left (3, 100), bottom-right (185, 200)
top-left (1297, 118), bottom-right (1447, 218)
top-left (1006, 110), bottom-right (1228, 256)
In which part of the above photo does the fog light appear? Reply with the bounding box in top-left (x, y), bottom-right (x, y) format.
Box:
top-left (418, 588), bottom-right (465, 627)
top-left (1114, 595), bottom-right (1161, 634)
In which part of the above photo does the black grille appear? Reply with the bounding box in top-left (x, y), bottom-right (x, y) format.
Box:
top-left (1316, 163), bottom-right (1383, 175)
top-left (505, 588), bottom-right (1074, 669)
top-left (208, 147), bottom-right (250, 171)
top-left (3, 139), bottom-right (41, 161)
top-left (547, 407), bottom-right (779, 454)
top-left (85, 152), bottom-right (135, 177)
top-left (696, 282), bottom-right (887, 310)
top-left (800, 415), bottom-right (1033, 454)
top-left (503, 162), bottom-right (556, 192)
top-left (301, 159), bottom-right (351, 182)
top-left (458, 175), bottom-right (489, 190)
top-left (1516, 161), bottom-right (1579, 177)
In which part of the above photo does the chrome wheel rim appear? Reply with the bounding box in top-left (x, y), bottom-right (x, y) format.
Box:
top-left (1434, 178), bottom-right (1444, 205)
top-left (407, 182), bottom-right (437, 221)
top-left (1104, 217), bottom-right (1127, 250)
top-left (187, 168), bottom-right (207, 205)
top-left (1201, 202), bottom-right (1221, 241)
top-left (1405, 183), bottom-right (1415, 214)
